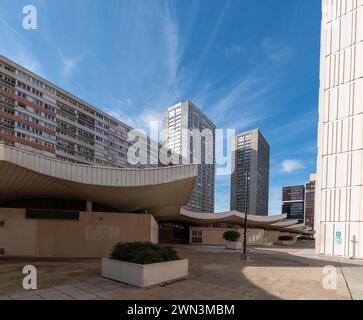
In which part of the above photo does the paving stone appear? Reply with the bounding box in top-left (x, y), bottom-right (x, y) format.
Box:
top-left (98, 283), bottom-right (123, 290)
top-left (94, 290), bottom-right (118, 298)
top-left (18, 295), bottom-right (44, 300)
top-left (0, 244), bottom-right (353, 300)
top-left (36, 288), bottom-right (73, 300)
top-left (43, 294), bottom-right (74, 300)
top-left (35, 288), bottom-right (60, 296)
top-left (339, 260), bottom-right (363, 300)
top-left (93, 280), bottom-right (118, 287)
top-left (73, 282), bottom-right (104, 293)
top-left (53, 285), bottom-right (80, 294)
top-left (9, 291), bottom-right (38, 300)
top-left (85, 277), bottom-right (105, 284)
top-left (67, 289), bottom-right (97, 300)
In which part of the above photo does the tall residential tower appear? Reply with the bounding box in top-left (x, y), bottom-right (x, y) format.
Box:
top-left (163, 100), bottom-right (216, 213)
top-left (230, 129), bottom-right (270, 216)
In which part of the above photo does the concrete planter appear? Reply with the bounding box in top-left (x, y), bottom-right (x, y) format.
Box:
top-left (279, 240), bottom-right (294, 246)
top-left (226, 241), bottom-right (243, 250)
top-left (101, 258), bottom-right (188, 288)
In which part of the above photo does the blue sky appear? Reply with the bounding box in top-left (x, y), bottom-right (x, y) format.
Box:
top-left (0, 0), bottom-right (321, 214)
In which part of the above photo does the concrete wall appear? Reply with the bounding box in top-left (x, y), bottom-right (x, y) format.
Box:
top-left (190, 227), bottom-right (232, 245)
top-left (238, 228), bottom-right (265, 246)
top-left (263, 230), bottom-right (280, 243)
top-left (0, 208), bottom-right (158, 257)
top-left (190, 227), bottom-right (284, 246)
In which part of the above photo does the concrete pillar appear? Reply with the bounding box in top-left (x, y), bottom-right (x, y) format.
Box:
top-left (86, 200), bottom-right (93, 212)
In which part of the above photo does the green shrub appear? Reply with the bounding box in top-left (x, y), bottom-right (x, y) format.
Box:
top-left (278, 235), bottom-right (293, 241)
top-left (223, 231), bottom-right (241, 242)
top-left (110, 242), bottom-right (180, 265)
top-left (297, 235), bottom-right (313, 241)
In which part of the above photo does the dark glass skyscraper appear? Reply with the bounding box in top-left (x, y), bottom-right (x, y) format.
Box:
top-left (230, 129), bottom-right (270, 216)
top-left (304, 174), bottom-right (316, 230)
top-left (281, 185), bottom-right (305, 223)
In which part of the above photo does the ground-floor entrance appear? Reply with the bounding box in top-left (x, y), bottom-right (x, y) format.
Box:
top-left (158, 222), bottom-right (191, 244)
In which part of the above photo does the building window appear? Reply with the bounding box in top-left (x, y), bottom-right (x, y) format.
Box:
top-left (191, 230), bottom-right (202, 244)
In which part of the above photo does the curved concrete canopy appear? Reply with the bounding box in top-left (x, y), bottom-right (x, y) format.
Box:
top-left (286, 223), bottom-right (306, 230)
top-left (174, 208), bottom-right (311, 234)
top-left (0, 145), bottom-right (314, 235)
top-left (271, 219), bottom-right (299, 227)
top-left (0, 145), bottom-right (198, 215)
top-left (176, 208), bottom-right (287, 226)
top-left (176, 208), bottom-right (288, 229)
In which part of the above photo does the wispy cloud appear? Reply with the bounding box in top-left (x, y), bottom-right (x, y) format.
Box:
top-left (200, 0), bottom-right (230, 61)
top-left (261, 38), bottom-right (293, 63)
top-left (223, 44), bottom-right (247, 59)
top-left (191, 0), bottom-right (230, 77)
top-left (297, 143), bottom-right (317, 155)
top-left (162, 2), bottom-right (180, 87)
top-left (104, 0), bottom-right (186, 123)
top-left (207, 73), bottom-right (275, 131)
top-left (17, 50), bottom-right (43, 74)
top-left (59, 52), bottom-right (82, 79)
top-left (105, 99), bottom-right (163, 136)
top-left (0, 11), bottom-right (43, 76)
top-left (194, 38), bottom-right (294, 132)
top-left (281, 159), bottom-right (305, 173)
top-left (262, 38), bottom-right (293, 62)
top-left (0, 15), bottom-right (24, 40)
top-left (267, 110), bottom-right (316, 144)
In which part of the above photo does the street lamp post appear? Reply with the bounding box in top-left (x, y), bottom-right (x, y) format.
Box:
top-left (243, 171), bottom-right (250, 256)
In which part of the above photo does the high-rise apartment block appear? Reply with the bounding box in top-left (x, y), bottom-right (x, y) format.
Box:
top-left (281, 185), bottom-right (305, 223)
top-left (304, 173), bottom-right (316, 230)
top-left (163, 100), bottom-right (215, 213)
top-left (230, 129), bottom-right (270, 216)
top-left (316, 0), bottom-right (363, 258)
top-left (0, 55), bottom-right (158, 170)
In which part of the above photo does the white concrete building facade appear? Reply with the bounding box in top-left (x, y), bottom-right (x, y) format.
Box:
top-left (316, 0), bottom-right (363, 258)
top-left (163, 100), bottom-right (216, 213)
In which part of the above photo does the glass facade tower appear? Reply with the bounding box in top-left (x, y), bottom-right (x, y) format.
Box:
top-left (230, 129), bottom-right (270, 216)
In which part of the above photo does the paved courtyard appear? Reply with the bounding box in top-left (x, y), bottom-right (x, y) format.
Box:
top-left (0, 243), bottom-right (361, 300)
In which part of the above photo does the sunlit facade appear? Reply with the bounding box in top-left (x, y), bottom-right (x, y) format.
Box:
top-left (316, 0), bottom-right (363, 258)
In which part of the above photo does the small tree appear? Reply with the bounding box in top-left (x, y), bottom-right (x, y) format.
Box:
top-left (223, 231), bottom-right (241, 242)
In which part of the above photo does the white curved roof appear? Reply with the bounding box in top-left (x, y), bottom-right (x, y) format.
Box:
top-left (173, 208), bottom-right (312, 234)
top-left (271, 219), bottom-right (299, 227)
top-left (177, 208), bottom-right (286, 225)
top-left (0, 145), bottom-right (314, 235)
top-left (0, 145), bottom-right (197, 215)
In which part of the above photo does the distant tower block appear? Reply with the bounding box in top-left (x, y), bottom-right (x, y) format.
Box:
top-left (230, 129), bottom-right (270, 216)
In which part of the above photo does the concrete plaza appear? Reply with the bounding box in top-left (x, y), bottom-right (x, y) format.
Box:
top-left (0, 243), bottom-right (361, 300)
